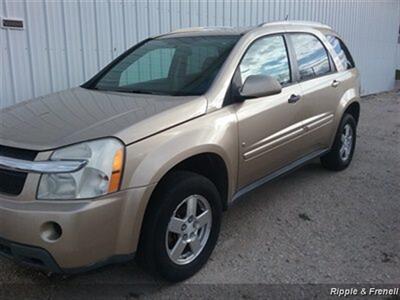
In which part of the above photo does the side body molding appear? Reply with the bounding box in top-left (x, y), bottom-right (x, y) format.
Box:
top-left (243, 112), bottom-right (334, 162)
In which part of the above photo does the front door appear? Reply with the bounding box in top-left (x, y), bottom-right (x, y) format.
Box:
top-left (234, 34), bottom-right (306, 189)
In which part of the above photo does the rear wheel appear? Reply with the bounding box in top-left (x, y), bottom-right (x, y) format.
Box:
top-left (321, 113), bottom-right (357, 171)
top-left (137, 171), bottom-right (222, 282)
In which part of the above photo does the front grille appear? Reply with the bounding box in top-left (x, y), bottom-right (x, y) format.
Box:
top-left (0, 145), bottom-right (38, 196)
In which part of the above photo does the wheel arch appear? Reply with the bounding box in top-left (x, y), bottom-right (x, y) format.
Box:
top-left (330, 88), bottom-right (360, 147)
top-left (146, 151), bottom-right (231, 211)
top-left (336, 86), bottom-right (360, 124)
top-left (134, 151), bottom-right (231, 262)
top-left (343, 101), bottom-right (360, 124)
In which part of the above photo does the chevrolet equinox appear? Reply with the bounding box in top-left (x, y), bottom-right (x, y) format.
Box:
top-left (0, 21), bottom-right (360, 281)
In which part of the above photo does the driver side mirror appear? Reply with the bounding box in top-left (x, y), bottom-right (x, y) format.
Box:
top-left (239, 75), bottom-right (282, 99)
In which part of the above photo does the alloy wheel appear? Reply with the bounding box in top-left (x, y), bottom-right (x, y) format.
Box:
top-left (165, 194), bottom-right (212, 265)
top-left (339, 123), bottom-right (353, 162)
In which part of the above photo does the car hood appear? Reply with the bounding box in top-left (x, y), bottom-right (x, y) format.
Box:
top-left (0, 87), bottom-right (207, 151)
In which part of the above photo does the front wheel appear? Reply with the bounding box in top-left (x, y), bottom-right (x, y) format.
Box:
top-left (137, 171), bottom-right (222, 282)
top-left (321, 113), bottom-right (357, 171)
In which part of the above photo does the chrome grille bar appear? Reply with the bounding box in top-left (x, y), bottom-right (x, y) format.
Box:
top-left (0, 156), bottom-right (87, 174)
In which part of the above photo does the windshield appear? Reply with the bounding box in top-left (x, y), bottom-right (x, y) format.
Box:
top-left (90, 36), bottom-right (240, 96)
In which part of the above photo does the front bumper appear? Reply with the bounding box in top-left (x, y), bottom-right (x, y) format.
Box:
top-left (0, 236), bottom-right (63, 273)
top-left (0, 236), bottom-right (135, 274)
top-left (0, 186), bottom-right (154, 273)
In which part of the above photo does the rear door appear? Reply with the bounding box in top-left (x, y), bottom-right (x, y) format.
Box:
top-left (288, 33), bottom-right (341, 154)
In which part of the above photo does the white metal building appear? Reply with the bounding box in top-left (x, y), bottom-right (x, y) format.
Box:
top-left (1, 0), bottom-right (399, 109)
top-left (396, 23), bottom-right (400, 89)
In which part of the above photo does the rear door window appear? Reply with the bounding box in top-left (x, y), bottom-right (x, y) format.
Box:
top-left (290, 33), bottom-right (331, 81)
top-left (326, 35), bottom-right (355, 71)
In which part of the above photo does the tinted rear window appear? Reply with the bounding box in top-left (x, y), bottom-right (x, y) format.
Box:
top-left (326, 35), bottom-right (355, 70)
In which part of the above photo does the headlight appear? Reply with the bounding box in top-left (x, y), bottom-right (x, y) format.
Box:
top-left (37, 138), bottom-right (124, 200)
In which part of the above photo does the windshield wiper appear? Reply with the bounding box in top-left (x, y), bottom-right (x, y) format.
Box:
top-left (114, 89), bottom-right (166, 95)
top-left (90, 87), bottom-right (191, 96)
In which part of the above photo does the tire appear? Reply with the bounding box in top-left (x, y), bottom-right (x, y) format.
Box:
top-left (136, 171), bottom-right (222, 282)
top-left (321, 113), bottom-right (357, 171)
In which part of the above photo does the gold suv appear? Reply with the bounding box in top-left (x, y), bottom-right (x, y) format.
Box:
top-left (0, 21), bottom-right (360, 281)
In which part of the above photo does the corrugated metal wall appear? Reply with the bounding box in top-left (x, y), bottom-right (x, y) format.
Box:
top-left (398, 45), bottom-right (400, 70)
top-left (398, 24), bottom-right (400, 69)
top-left (1, 0), bottom-right (399, 109)
top-left (398, 36), bottom-right (400, 70)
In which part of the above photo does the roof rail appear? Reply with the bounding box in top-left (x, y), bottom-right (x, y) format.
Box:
top-left (259, 20), bottom-right (332, 30)
top-left (170, 27), bottom-right (207, 34)
top-left (155, 26), bottom-right (251, 39)
top-left (155, 27), bottom-right (207, 38)
top-left (170, 26), bottom-right (235, 34)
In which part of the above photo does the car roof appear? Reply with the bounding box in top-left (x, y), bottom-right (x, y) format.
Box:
top-left (156, 21), bottom-right (334, 38)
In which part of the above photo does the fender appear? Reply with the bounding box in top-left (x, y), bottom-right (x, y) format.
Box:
top-left (116, 107), bottom-right (239, 253)
top-left (121, 106), bottom-right (239, 200)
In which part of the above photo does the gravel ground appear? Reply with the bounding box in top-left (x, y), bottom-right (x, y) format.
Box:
top-left (1, 91), bottom-right (399, 299)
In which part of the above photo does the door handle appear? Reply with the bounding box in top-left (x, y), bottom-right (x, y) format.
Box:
top-left (288, 94), bottom-right (301, 104)
top-left (331, 80), bottom-right (340, 88)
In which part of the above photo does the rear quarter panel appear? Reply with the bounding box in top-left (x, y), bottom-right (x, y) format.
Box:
top-left (317, 29), bottom-right (361, 146)
top-left (330, 68), bottom-right (360, 144)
